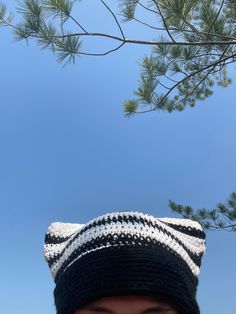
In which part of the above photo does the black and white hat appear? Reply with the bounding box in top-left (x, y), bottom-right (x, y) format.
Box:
top-left (44, 211), bottom-right (206, 314)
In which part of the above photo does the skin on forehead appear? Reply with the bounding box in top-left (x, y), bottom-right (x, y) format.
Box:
top-left (74, 295), bottom-right (179, 314)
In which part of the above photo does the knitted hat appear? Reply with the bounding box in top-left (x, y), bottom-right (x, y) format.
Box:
top-left (44, 211), bottom-right (206, 314)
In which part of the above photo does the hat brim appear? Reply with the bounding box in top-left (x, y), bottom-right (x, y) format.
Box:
top-left (54, 244), bottom-right (200, 314)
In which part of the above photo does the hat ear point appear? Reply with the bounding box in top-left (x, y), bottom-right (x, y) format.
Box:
top-left (44, 222), bottom-right (85, 273)
top-left (46, 222), bottom-right (84, 239)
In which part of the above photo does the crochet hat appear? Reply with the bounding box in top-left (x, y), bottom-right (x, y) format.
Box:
top-left (44, 211), bottom-right (206, 314)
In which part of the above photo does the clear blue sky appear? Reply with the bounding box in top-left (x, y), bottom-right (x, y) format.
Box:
top-left (0, 1), bottom-right (236, 313)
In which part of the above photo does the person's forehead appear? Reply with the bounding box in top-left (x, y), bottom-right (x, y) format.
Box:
top-left (90, 295), bottom-right (170, 304)
top-left (81, 294), bottom-right (177, 311)
top-left (76, 295), bottom-right (178, 314)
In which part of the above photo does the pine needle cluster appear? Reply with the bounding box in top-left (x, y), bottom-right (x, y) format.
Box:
top-left (169, 192), bottom-right (236, 231)
top-left (1, 0), bottom-right (236, 112)
top-left (121, 0), bottom-right (235, 115)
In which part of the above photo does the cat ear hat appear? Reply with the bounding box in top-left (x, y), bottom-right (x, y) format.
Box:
top-left (44, 211), bottom-right (206, 314)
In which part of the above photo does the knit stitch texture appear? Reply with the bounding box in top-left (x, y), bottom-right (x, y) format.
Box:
top-left (44, 211), bottom-right (206, 314)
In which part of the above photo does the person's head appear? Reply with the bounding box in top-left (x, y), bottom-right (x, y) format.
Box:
top-left (44, 211), bottom-right (206, 314)
top-left (74, 295), bottom-right (178, 314)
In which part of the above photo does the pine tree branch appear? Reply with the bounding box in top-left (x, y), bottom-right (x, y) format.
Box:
top-left (169, 192), bottom-right (236, 232)
top-left (135, 50), bottom-right (235, 114)
top-left (131, 16), bottom-right (236, 43)
top-left (2, 0), bottom-right (236, 113)
top-left (103, 8), bottom-right (236, 41)
top-left (12, 30), bottom-right (236, 46)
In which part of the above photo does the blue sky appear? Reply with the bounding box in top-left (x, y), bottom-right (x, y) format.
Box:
top-left (0, 1), bottom-right (236, 313)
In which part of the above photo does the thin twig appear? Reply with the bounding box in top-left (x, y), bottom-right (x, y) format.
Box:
top-left (153, 0), bottom-right (176, 43)
top-left (100, 0), bottom-right (125, 39)
top-left (133, 17), bottom-right (162, 30)
top-left (69, 14), bottom-right (88, 33)
top-left (154, 78), bottom-right (171, 90)
top-left (181, 17), bottom-right (205, 40)
top-left (209, 0), bottom-right (225, 33)
top-left (137, 1), bottom-right (158, 14)
top-left (77, 42), bottom-right (125, 56)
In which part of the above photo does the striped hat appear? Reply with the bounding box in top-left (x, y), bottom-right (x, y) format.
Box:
top-left (44, 211), bottom-right (206, 314)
